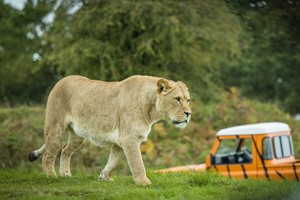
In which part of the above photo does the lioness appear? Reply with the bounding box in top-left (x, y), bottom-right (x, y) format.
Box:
top-left (28, 75), bottom-right (191, 185)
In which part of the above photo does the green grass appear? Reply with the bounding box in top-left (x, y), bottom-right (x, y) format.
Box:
top-left (0, 169), bottom-right (299, 200)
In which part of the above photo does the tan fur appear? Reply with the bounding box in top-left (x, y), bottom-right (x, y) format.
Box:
top-left (33, 75), bottom-right (191, 185)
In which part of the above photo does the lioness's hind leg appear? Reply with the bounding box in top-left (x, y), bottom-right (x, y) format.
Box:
top-left (42, 125), bottom-right (65, 177)
top-left (59, 132), bottom-right (85, 177)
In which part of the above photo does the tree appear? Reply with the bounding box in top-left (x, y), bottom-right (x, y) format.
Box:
top-left (42, 0), bottom-right (243, 101)
top-left (0, 0), bottom-right (53, 105)
top-left (222, 0), bottom-right (300, 114)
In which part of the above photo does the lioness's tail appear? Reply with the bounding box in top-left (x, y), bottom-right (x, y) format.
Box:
top-left (28, 144), bottom-right (45, 162)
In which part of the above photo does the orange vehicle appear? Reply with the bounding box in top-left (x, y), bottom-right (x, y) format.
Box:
top-left (157, 122), bottom-right (300, 181)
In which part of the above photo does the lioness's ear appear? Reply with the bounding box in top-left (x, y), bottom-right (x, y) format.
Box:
top-left (157, 79), bottom-right (172, 94)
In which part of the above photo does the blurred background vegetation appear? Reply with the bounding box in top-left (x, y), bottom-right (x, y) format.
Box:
top-left (0, 0), bottom-right (299, 173)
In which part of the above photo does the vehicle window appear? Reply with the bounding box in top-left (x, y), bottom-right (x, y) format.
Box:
top-left (262, 137), bottom-right (273, 160)
top-left (215, 138), bottom-right (252, 165)
top-left (282, 136), bottom-right (291, 157)
top-left (274, 137), bottom-right (282, 158)
top-left (274, 135), bottom-right (294, 158)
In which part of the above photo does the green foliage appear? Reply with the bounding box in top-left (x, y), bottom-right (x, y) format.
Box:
top-left (222, 0), bottom-right (300, 114)
top-left (0, 169), bottom-right (299, 200)
top-left (0, 0), bottom-right (54, 105)
top-left (0, 106), bottom-right (44, 167)
top-left (43, 0), bottom-right (243, 100)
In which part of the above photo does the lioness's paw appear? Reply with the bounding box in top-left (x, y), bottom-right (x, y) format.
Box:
top-left (135, 177), bottom-right (151, 186)
top-left (98, 172), bottom-right (114, 182)
top-left (61, 171), bottom-right (72, 177)
top-left (98, 176), bottom-right (114, 182)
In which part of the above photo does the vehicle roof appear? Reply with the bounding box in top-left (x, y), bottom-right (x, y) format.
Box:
top-left (216, 122), bottom-right (290, 136)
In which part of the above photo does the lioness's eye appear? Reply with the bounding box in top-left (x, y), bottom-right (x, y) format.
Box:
top-left (175, 97), bottom-right (181, 102)
top-left (187, 99), bottom-right (190, 103)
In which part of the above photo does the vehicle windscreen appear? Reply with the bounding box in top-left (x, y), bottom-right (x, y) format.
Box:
top-left (214, 138), bottom-right (252, 165)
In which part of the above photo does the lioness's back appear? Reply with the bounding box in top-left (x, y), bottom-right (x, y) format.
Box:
top-left (48, 75), bottom-right (121, 106)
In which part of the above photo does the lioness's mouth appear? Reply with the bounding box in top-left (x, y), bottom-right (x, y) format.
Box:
top-left (172, 120), bottom-right (188, 125)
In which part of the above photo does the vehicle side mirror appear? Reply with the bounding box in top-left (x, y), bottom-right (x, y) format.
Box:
top-left (210, 153), bottom-right (215, 165)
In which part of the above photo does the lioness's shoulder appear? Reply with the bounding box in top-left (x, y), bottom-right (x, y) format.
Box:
top-left (121, 75), bottom-right (161, 84)
top-left (60, 75), bottom-right (89, 82)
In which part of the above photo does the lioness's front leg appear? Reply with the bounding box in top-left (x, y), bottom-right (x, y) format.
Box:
top-left (121, 139), bottom-right (151, 185)
top-left (99, 144), bottom-right (124, 181)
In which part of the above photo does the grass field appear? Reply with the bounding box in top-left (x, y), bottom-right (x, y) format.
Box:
top-left (0, 169), bottom-right (299, 200)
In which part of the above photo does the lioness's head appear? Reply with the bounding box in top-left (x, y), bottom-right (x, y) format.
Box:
top-left (156, 79), bottom-right (192, 128)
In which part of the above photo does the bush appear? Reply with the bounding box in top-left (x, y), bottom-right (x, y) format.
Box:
top-left (1, 89), bottom-right (300, 172)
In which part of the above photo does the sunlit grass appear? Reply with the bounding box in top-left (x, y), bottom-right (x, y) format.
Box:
top-left (0, 169), bottom-right (299, 200)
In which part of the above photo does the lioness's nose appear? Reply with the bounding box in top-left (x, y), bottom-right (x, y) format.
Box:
top-left (184, 111), bottom-right (191, 117)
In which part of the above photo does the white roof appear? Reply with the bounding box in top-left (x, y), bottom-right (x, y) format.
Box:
top-left (216, 122), bottom-right (290, 136)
